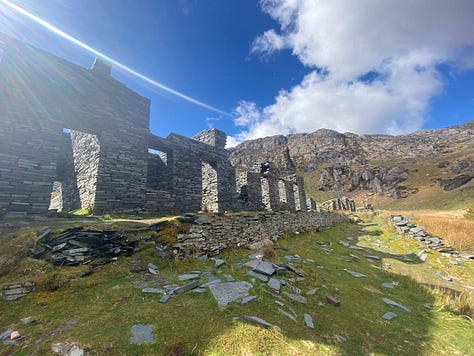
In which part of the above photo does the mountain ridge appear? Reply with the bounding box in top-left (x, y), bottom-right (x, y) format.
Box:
top-left (228, 120), bottom-right (474, 175)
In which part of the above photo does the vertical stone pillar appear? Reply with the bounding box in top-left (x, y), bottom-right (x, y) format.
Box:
top-left (306, 197), bottom-right (316, 211)
top-left (215, 161), bottom-right (236, 212)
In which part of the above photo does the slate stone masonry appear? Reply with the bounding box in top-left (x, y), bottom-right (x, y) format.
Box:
top-left (0, 36), bottom-right (310, 215)
top-left (174, 211), bottom-right (349, 258)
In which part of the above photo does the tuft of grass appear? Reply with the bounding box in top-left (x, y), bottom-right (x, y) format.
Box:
top-left (262, 246), bottom-right (277, 260)
top-left (465, 204), bottom-right (474, 220)
top-left (434, 288), bottom-right (474, 322)
top-left (0, 231), bottom-right (37, 278)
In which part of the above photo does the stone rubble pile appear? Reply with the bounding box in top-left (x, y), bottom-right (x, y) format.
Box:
top-left (32, 227), bottom-right (136, 266)
top-left (388, 215), bottom-right (474, 260)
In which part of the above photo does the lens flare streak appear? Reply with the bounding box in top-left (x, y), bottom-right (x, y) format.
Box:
top-left (0, 0), bottom-right (232, 117)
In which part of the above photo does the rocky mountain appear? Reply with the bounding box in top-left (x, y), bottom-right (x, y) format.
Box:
top-left (228, 120), bottom-right (474, 199)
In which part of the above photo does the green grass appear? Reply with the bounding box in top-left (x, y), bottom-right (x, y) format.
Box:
top-left (1, 218), bottom-right (473, 355)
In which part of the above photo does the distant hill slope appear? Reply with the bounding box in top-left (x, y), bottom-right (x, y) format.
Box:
top-left (228, 120), bottom-right (474, 210)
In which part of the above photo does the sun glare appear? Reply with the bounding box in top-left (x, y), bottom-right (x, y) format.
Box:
top-left (0, 0), bottom-right (232, 117)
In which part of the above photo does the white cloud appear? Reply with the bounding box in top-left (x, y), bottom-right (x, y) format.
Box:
top-left (231, 0), bottom-right (474, 144)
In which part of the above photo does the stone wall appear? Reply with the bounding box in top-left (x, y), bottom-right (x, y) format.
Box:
top-left (0, 36), bottom-right (150, 215)
top-left (174, 211), bottom-right (349, 258)
top-left (318, 197), bottom-right (356, 212)
top-left (0, 36), bottom-right (308, 216)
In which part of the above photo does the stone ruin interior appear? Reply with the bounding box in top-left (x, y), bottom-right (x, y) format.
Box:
top-left (0, 34), bottom-right (313, 217)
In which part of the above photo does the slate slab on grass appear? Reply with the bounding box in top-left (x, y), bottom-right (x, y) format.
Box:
top-left (253, 261), bottom-right (276, 276)
top-left (267, 278), bottom-right (281, 293)
top-left (247, 270), bottom-right (269, 282)
top-left (244, 315), bottom-right (272, 328)
top-left (130, 324), bottom-right (155, 344)
top-left (283, 292), bottom-right (307, 304)
top-left (383, 298), bottom-right (411, 312)
top-left (304, 313), bottom-right (314, 329)
top-left (278, 308), bottom-right (296, 321)
top-left (382, 311), bottom-right (398, 320)
top-left (241, 295), bottom-right (257, 305)
top-left (142, 288), bottom-right (165, 294)
top-left (173, 280), bottom-right (201, 294)
top-left (209, 282), bottom-right (253, 307)
top-left (178, 274), bottom-right (200, 281)
top-left (344, 269), bottom-right (367, 278)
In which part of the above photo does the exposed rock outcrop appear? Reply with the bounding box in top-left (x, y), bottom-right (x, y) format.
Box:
top-left (318, 165), bottom-right (409, 198)
top-left (229, 121), bottom-right (474, 174)
top-left (228, 121), bottom-right (474, 198)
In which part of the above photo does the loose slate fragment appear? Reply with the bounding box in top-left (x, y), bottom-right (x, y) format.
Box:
top-left (241, 295), bottom-right (257, 305)
top-left (382, 298), bottom-right (411, 312)
top-left (142, 288), bottom-right (165, 294)
top-left (178, 274), bottom-right (200, 281)
top-left (248, 252), bottom-right (263, 260)
top-left (267, 278), bottom-right (281, 293)
top-left (191, 288), bottom-right (206, 294)
top-left (339, 240), bottom-right (350, 247)
top-left (202, 273), bottom-right (221, 283)
top-left (326, 294), bottom-right (341, 306)
top-left (253, 260), bottom-right (276, 276)
top-left (283, 292), bottom-right (307, 304)
top-left (382, 312), bottom-right (398, 320)
top-left (148, 263), bottom-right (158, 271)
top-left (209, 282), bottom-right (253, 307)
top-left (173, 280), bottom-right (201, 294)
top-left (247, 270), bottom-right (269, 282)
top-left (159, 294), bottom-right (172, 303)
top-left (278, 308), bottom-right (296, 321)
top-left (130, 324), bottom-right (155, 344)
top-left (285, 254), bottom-right (302, 262)
top-left (306, 288), bottom-right (319, 295)
top-left (275, 300), bottom-right (285, 307)
top-left (381, 282), bottom-right (395, 289)
top-left (212, 258), bottom-right (226, 268)
top-left (304, 313), bottom-right (314, 329)
top-left (285, 263), bottom-right (305, 277)
top-left (244, 259), bottom-right (262, 269)
top-left (364, 255), bottom-right (381, 261)
top-left (349, 245), bottom-right (365, 251)
top-left (344, 269), bottom-right (367, 278)
top-left (244, 315), bottom-right (272, 328)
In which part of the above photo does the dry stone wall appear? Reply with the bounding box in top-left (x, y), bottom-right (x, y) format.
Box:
top-left (174, 211), bottom-right (349, 258)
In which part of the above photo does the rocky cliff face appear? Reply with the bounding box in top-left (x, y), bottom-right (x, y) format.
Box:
top-left (228, 120), bottom-right (474, 198)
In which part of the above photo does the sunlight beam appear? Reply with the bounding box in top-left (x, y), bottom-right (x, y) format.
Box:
top-left (0, 0), bottom-right (232, 117)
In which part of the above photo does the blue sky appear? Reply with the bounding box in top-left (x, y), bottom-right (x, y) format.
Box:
top-left (1, 0), bottom-right (473, 146)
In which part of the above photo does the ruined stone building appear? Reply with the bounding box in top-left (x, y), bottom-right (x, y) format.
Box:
top-left (0, 35), bottom-right (307, 216)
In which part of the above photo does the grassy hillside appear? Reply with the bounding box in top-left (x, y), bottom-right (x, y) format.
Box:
top-left (1, 217), bottom-right (472, 355)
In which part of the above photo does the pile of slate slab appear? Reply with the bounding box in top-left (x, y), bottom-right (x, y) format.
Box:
top-left (388, 215), bottom-right (473, 260)
top-left (32, 227), bottom-right (136, 266)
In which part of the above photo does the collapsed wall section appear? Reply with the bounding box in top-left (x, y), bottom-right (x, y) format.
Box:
top-left (174, 211), bottom-right (349, 258)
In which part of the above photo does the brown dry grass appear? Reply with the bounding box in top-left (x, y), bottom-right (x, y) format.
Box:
top-left (386, 210), bottom-right (474, 252)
